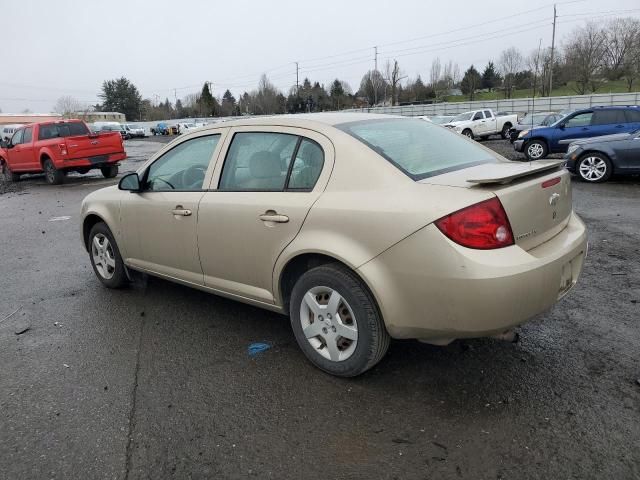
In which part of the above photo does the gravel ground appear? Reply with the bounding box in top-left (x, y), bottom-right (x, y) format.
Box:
top-left (0, 137), bottom-right (638, 479)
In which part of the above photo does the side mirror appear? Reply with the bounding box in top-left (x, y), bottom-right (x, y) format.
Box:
top-left (558, 123), bottom-right (565, 130)
top-left (119, 172), bottom-right (142, 192)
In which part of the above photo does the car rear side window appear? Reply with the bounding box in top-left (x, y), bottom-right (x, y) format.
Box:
top-left (38, 122), bottom-right (89, 140)
top-left (483, 110), bottom-right (492, 118)
top-left (624, 109), bottom-right (640, 122)
top-left (287, 139), bottom-right (324, 190)
top-left (337, 118), bottom-right (496, 180)
top-left (218, 132), bottom-right (300, 191)
top-left (591, 110), bottom-right (627, 125)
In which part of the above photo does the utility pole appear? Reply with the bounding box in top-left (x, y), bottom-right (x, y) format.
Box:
top-left (549, 3), bottom-right (557, 95)
top-left (374, 46), bottom-right (378, 71)
top-left (295, 62), bottom-right (299, 93)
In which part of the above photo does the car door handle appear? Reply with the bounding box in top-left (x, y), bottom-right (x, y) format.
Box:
top-left (615, 124), bottom-right (624, 128)
top-left (259, 211), bottom-right (289, 223)
top-left (171, 205), bottom-right (192, 216)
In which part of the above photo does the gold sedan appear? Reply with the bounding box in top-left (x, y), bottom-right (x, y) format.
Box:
top-left (80, 113), bottom-right (587, 377)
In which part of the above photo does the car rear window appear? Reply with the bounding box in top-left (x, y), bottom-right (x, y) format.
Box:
top-left (38, 122), bottom-right (89, 140)
top-left (337, 118), bottom-right (497, 180)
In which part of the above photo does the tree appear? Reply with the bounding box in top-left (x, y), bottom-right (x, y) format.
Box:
top-left (98, 77), bottom-right (143, 121)
top-left (481, 62), bottom-right (500, 91)
top-left (53, 96), bottom-right (83, 117)
top-left (252, 74), bottom-right (281, 114)
top-left (460, 65), bottom-right (482, 100)
top-left (221, 89), bottom-right (236, 116)
top-left (563, 23), bottom-right (607, 94)
top-left (199, 82), bottom-right (216, 116)
top-left (429, 57), bottom-right (442, 89)
top-left (359, 70), bottom-right (387, 106)
top-left (384, 60), bottom-right (405, 106)
top-left (602, 18), bottom-right (640, 80)
top-left (329, 79), bottom-right (345, 109)
top-left (499, 47), bottom-right (523, 98)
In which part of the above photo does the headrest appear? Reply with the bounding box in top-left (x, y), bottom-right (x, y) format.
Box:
top-left (249, 151), bottom-right (281, 179)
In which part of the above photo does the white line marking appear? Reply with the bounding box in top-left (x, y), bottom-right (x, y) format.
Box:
top-left (48, 216), bottom-right (71, 222)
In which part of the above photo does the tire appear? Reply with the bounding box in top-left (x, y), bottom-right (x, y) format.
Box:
top-left (462, 129), bottom-right (474, 140)
top-left (76, 168), bottom-right (89, 175)
top-left (43, 158), bottom-right (65, 185)
top-left (101, 165), bottom-right (119, 179)
top-left (501, 123), bottom-right (512, 139)
top-left (577, 153), bottom-right (612, 183)
top-left (2, 162), bottom-right (20, 182)
top-left (524, 139), bottom-right (548, 160)
top-left (289, 263), bottom-right (390, 377)
top-left (88, 222), bottom-right (128, 288)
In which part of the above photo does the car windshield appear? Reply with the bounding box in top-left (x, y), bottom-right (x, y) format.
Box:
top-left (522, 114), bottom-right (549, 125)
top-left (338, 118), bottom-right (497, 180)
top-left (430, 116), bottom-right (452, 125)
top-left (451, 112), bottom-right (473, 122)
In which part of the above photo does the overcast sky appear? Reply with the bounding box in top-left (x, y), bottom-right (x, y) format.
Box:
top-left (2, 0), bottom-right (639, 113)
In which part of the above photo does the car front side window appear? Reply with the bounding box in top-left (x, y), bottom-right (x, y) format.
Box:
top-left (218, 132), bottom-right (299, 191)
top-left (11, 129), bottom-right (24, 145)
top-left (565, 112), bottom-right (593, 128)
top-left (145, 134), bottom-right (220, 191)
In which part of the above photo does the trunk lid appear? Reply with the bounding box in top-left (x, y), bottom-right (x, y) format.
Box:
top-left (420, 160), bottom-right (572, 251)
top-left (65, 131), bottom-right (123, 160)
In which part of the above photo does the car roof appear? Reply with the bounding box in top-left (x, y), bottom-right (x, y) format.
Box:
top-left (196, 113), bottom-right (404, 132)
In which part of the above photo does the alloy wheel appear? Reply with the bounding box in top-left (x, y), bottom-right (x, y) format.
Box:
top-left (579, 156), bottom-right (607, 181)
top-left (91, 233), bottom-right (116, 280)
top-left (299, 286), bottom-right (358, 362)
top-left (527, 142), bottom-right (544, 159)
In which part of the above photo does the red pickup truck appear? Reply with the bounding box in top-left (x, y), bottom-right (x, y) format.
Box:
top-left (0, 119), bottom-right (126, 185)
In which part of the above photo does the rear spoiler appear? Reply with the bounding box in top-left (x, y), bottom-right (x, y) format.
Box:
top-left (467, 160), bottom-right (564, 185)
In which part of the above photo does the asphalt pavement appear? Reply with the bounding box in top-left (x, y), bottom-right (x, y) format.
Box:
top-left (0, 138), bottom-right (638, 479)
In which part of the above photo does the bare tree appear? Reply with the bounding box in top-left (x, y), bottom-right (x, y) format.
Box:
top-left (563, 23), bottom-right (607, 94)
top-left (602, 18), bottom-right (640, 80)
top-left (429, 57), bottom-right (442, 89)
top-left (53, 96), bottom-right (82, 117)
top-left (384, 60), bottom-right (406, 106)
top-left (359, 70), bottom-right (387, 106)
top-left (499, 47), bottom-right (523, 98)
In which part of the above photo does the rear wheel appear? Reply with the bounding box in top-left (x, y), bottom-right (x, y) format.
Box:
top-left (88, 222), bottom-right (127, 288)
top-left (524, 140), bottom-right (548, 160)
top-left (2, 162), bottom-right (20, 182)
top-left (289, 263), bottom-right (390, 377)
top-left (462, 129), bottom-right (474, 140)
top-left (577, 153), bottom-right (612, 183)
top-left (501, 123), bottom-right (512, 139)
top-left (101, 165), bottom-right (118, 179)
top-left (43, 158), bottom-right (65, 185)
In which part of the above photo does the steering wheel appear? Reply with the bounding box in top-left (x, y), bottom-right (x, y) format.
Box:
top-left (181, 164), bottom-right (207, 190)
top-left (152, 177), bottom-right (175, 190)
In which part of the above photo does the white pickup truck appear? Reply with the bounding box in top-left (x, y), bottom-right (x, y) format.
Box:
top-left (444, 109), bottom-right (518, 140)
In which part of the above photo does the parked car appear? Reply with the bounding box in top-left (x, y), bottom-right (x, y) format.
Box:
top-left (0, 120), bottom-right (126, 184)
top-left (564, 129), bottom-right (640, 182)
top-left (125, 124), bottom-right (146, 138)
top-left (1, 124), bottom-right (22, 143)
top-left (150, 122), bottom-right (170, 135)
top-left (177, 122), bottom-right (198, 134)
top-left (444, 109), bottom-right (517, 140)
top-left (514, 106), bottom-right (640, 160)
top-left (94, 122), bottom-right (129, 140)
top-left (80, 113), bottom-right (586, 377)
top-left (508, 112), bottom-right (564, 143)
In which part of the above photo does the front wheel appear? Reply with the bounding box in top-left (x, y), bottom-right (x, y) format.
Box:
top-left (88, 222), bottom-right (128, 288)
top-left (101, 165), bottom-right (118, 179)
top-left (289, 263), bottom-right (390, 377)
top-left (462, 129), bottom-right (474, 140)
top-left (2, 163), bottom-right (20, 182)
top-left (524, 140), bottom-right (548, 160)
top-left (43, 158), bottom-right (65, 185)
top-left (577, 153), bottom-right (612, 183)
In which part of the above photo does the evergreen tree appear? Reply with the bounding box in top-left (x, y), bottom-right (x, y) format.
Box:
top-left (460, 65), bottom-right (482, 100)
top-left (98, 77), bottom-right (143, 120)
top-left (481, 61), bottom-right (501, 91)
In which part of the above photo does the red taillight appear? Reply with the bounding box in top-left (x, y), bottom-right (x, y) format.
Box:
top-left (58, 143), bottom-right (67, 155)
top-left (435, 197), bottom-right (514, 250)
top-left (541, 177), bottom-right (561, 188)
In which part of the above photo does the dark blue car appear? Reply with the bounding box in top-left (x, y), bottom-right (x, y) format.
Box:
top-left (514, 106), bottom-right (640, 160)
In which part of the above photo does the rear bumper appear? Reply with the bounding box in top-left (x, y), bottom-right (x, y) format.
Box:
top-left (357, 212), bottom-right (587, 341)
top-left (62, 152), bottom-right (126, 169)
